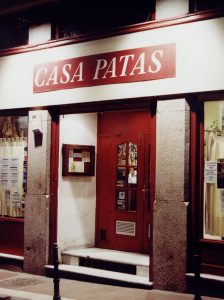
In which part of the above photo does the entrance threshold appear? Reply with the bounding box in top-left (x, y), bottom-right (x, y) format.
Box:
top-left (0, 253), bottom-right (24, 272)
top-left (45, 248), bottom-right (152, 289)
top-left (0, 253), bottom-right (24, 261)
top-left (62, 247), bottom-right (149, 274)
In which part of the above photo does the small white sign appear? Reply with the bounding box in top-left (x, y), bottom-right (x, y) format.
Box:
top-left (205, 161), bottom-right (217, 183)
top-left (74, 161), bottom-right (84, 173)
top-left (30, 113), bottom-right (42, 134)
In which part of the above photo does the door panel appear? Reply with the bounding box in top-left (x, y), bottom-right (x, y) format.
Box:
top-left (111, 134), bottom-right (143, 252)
top-left (96, 110), bottom-right (152, 253)
top-left (0, 220), bottom-right (24, 256)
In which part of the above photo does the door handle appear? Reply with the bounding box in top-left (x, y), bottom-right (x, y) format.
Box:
top-left (141, 185), bottom-right (149, 192)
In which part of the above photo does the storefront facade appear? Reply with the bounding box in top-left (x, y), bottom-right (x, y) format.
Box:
top-left (0, 3), bottom-right (224, 294)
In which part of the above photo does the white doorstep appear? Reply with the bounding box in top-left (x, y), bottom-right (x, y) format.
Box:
top-left (0, 253), bottom-right (24, 261)
top-left (46, 264), bottom-right (153, 288)
top-left (62, 247), bottom-right (149, 266)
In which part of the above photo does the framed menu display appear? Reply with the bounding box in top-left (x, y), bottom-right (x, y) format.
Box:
top-left (62, 144), bottom-right (95, 176)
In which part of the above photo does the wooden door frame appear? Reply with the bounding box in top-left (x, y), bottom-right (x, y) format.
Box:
top-left (95, 102), bottom-right (156, 278)
top-left (149, 101), bottom-right (156, 281)
top-left (49, 109), bottom-right (60, 263)
top-left (189, 95), bottom-right (224, 276)
top-left (0, 109), bottom-right (28, 256)
top-left (48, 99), bottom-right (156, 265)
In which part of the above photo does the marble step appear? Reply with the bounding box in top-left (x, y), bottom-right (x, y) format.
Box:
top-left (45, 264), bottom-right (153, 290)
top-left (61, 247), bottom-right (150, 277)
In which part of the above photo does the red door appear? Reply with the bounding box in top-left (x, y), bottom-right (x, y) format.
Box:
top-left (96, 110), bottom-right (153, 253)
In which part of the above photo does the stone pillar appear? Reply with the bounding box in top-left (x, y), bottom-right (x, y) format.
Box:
top-left (23, 110), bottom-right (51, 275)
top-left (153, 99), bottom-right (190, 292)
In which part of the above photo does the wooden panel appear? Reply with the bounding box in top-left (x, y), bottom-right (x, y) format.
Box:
top-left (0, 219), bottom-right (24, 256)
top-left (200, 241), bottom-right (224, 276)
top-left (49, 112), bottom-right (59, 263)
top-left (190, 98), bottom-right (224, 276)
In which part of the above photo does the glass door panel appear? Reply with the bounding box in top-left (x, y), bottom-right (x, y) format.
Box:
top-left (116, 142), bottom-right (138, 212)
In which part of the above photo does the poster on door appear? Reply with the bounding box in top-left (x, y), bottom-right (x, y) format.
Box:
top-left (116, 167), bottom-right (126, 188)
top-left (117, 143), bottom-right (126, 166)
top-left (116, 190), bottom-right (126, 210)
top-left (128, 143), bottom-right (137, 166)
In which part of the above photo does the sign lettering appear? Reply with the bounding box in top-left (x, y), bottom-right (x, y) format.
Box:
top-left (33, 43), bottom-right (176, 93)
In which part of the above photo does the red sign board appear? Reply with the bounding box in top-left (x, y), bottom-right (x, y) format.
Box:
top-left (33, 43), bottom-right (176, 93)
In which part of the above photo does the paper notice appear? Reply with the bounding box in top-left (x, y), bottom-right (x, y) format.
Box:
top-left (82, 151), bottom-right (90, 162)
top-left (74, 161), bottom-right (84, 173)
top-left (12, 191), bottom-right (21, 208)
top-left (204, 161), bottom-right (217, 184)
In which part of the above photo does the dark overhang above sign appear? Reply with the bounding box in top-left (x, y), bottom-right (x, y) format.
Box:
top-left (33, 43), bottom-right (176, 93)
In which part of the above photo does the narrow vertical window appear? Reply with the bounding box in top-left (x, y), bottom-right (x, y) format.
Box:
top-left (204, 101), bottom-right (224, 240)
top-left (116, 142), bottom-right (138, 211)
top-left (0, 116), bottom-right (28, 218)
